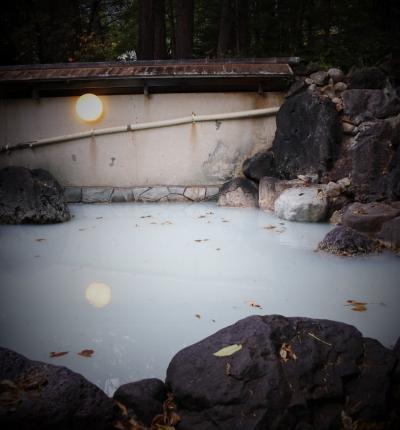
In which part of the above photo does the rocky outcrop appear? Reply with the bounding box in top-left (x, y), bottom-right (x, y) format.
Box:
top-left (376, 216), bottom-right (400, 251)
top-left (318, 226), bottom-right (380, 256)
top-left (342, 202), bottom-right (400, 234)
top-left (166, 315), bottom-right (399, 430)
top-left (113, 378), bottom-right (166, 426)
top-left (272, 91), bottom-right (341, 180)
top-left (258, 178), bottom-right (304, 211)
top-left (0, 166), bottom-right (70, 224)
top-left (217, 178), bottom-right (258, 208)
top-left (242, 150), bottom-right (274, 182)
top-left (347, 66), bottom-right (388, 90)
top-left (0, 347), bottom-right (118, 430)
top-left (274, 186), bottom-right (327, 222)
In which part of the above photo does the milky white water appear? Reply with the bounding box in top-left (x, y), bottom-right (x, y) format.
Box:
top-left (0, 202), bottom-right (399, 396)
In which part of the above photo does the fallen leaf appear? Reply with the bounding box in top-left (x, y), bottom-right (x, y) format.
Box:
top-left (198, 215), bottom-right (206, 219)
top-left (279, 343), bottom-right (297, 362)
top-left (78, 349), bottom-right (94, 358)
top-left (222, 219), bottom-right (230, 223)
top-left (195, 314), bottom-right (201, 319)
top-left (308, 332), bottom-right (332, 346)
top-left (161, 221), bottom-right (173, 225)
top-left (96, 216), bottom-right (103, 220)
top-left (346, 300), bottom-right (368, 312)
top-left (194, 239), bottom-right (202, 242)
top-left (34, 255), bottom-right (40, 258)
top-left (35, 238), bottom-right (46, 242)
top-left (49, 351), bottom-right (69, 358)
top-left (78, 228), bottom-right (86, 231)
top-left (140, 215), bottom-right (152, 218)
top-left (263, 224), bottom-right (276, 230)
top-left (216, 248), bottom-right (221, 251)
top-left (150, 222), bottom-right (158, 224)
top-left (213, 344), bottom-right (242, 357)
top-left (245, 300), bottom-right (262, 309)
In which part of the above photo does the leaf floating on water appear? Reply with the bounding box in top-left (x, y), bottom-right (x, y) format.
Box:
top-left (78, 228), bottom-right (86, 231)
top-left (221, 219), bottom-right (230, 223)
top-left (96, 216), bottom-right (103, 220)
top-left (213, 344), bottom-right (242, 357)
top-left (346, 300), bottom-right (368, 312)
top-left (35, 238), bottom-right (46, 242)
top-left (78, 349), bottom-right (94, 358)
top-left (194, 239), bottom-right (202, 242)
top-left (263, 224), bottom-right (276, 230)
top-left (195, 314), bottom-right (201, 319)
top-left (216, 248), bottom-right (221, 251)
top-left (198, 215), bottom-right (206, 219)
top-left (246, 300), bottom-right (262, 309)
top-left (279, 343), bottom-right (297, 362)
top-left (49, 351), bottom-right (69, 358)
top-left (161, 221), bottom-right (173, 225)
top-left (140, 215), bottom-right (152, 219)
top-left (150, 222), bottom-right (158, 225)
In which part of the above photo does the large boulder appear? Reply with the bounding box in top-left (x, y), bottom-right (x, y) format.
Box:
top-left (0, 347), bottom-right (118, 430)
top-left (113, 378), bottom-right (166, 426)
top-left (272, 91), bottom-right (341, 180)
top-left (0, 166), bottom-right (70, 224)
top-left (166, 315), bottom-right (399, 430)
top-left (347, 66), bottom-right (387, 90)
top-left (350, 117), bottom-right (400, 201)
top-left (342, 202), bottom-right (400, 234)
top-left (274, 186), bottom-right (327, 222)
top-left (258, 178), bottom-right (304, 211)
top-left (318, 226), bottom-right (380, 256)
top-left (242, 150), bottom-right (275, 182)
top-left (217, 178), bottom-right (258, 208)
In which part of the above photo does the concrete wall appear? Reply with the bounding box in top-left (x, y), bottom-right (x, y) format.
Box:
top-left (0, 92), bottom-right (283, 187)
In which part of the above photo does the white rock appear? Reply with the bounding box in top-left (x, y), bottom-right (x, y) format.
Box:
top-left (325, 181), bottom-right (343, 198)
top-left (184, 186), bottom-right (207, 201)
top-left (274, 187), bottom-right (327, 222)
top-left (338, 177), bottom-right (351, 187)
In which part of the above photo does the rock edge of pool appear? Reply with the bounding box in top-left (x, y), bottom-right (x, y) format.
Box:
top-left (1, 314), bottom-right (400, 430)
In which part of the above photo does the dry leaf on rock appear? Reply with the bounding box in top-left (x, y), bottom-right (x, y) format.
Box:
top-left (279, 343), bottom-right (297, 362)
top-left (78, 349), bottom-right (94, 358)
top-left (49, 351), bottom-right (69, 358)
top-left (195, 314), bottom-right (201, 319)
top-left (213, 344), bottom-right (242, 357)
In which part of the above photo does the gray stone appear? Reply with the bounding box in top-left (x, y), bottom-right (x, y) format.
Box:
top-left (342, 121), bottom-right (356, 134)
top-left (64, 186), bottom-right (82, 203)
top-left (333, 81), bottom-right (348, 92)
top-left (285, 78), bottom-right (306, 98)
top-left (310, 70), bottom-right (329, 86)
top-left (82, 187), bottom-right (113, 203)
top-left (205, 186), bottom-right (220, 199)
top-left (377, 216), bottom-right (400, 251)
top-left (139, 187), bottom-right (170, 202)
top-left (274, 187), bottom-right (328, 222)
top-left (167, 186), bottom-right (185, 195)
top-left (325, 181), bottom-right (343, 198)
top-left (132, 187), bottom-right (150, 200)
top-left (258, 177), bottom-right (277, 211)
top-left (0, 166), bottom-right (70, 224)
top-left (184, 187), bottom-right (207, 201)
top-left (111, 188), bottom-right (134, 202)
top-left (218, 177), bottom-right (258, 208)
top-left (328, 68), bottom-right (345, 83)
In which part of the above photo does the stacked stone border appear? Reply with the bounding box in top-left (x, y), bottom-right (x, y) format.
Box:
top-left (64, 185), bottom-right (220, 203)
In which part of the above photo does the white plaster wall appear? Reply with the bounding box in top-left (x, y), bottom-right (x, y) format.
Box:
top-left (0, 92), bottom-right (283, 186)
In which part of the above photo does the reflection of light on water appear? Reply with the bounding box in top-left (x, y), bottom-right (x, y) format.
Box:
top-left (85, 282), bottom-right (111, 308)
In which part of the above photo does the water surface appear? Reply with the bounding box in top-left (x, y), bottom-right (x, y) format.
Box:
top-left (0, 202), bottom-right (399, 395)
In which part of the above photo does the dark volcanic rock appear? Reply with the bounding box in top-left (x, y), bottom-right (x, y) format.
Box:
top-left (0, 347), bottom-right (118, 430)
top-left (218, 177), bottom-right (259, 207)
top-left (342, 89), bottom-right (400, 124)
top-left (113, 378), bottom-right (166, 426)
top-left (166, 315), bottom-right (397, 430)
top-left (343, 202), bottom-right (400, 234)
top-left (388, 143), bottom-right (400, 200)
top-left (242, 150), bottom-right (275, 182)
top-left (272, 91), bottom-right (341, 180)
top-left (318, 225), bottom-right (380, 256)
top-left (350, 119), bottom-right (399, 201)
top-left (0, 166), bottom-right (70, 224)
top-left (347, 66), bottom-right (387, 89)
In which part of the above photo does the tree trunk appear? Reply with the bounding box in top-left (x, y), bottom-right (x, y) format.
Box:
top-left (138, 0), bottom-right (154, 60)
top-left (153, 0), bottom-right (167, 59)
top-left (174, 0), bottom-right (193, 59)
top-left (217, 0), bottom-right (234, 57)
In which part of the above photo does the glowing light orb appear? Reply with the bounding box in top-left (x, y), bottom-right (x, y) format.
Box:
top-left (85, 282), bottom-right (111, 308)
top-left (76, 93), bottom-right (103, 122)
